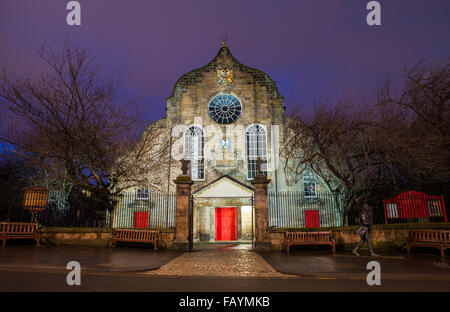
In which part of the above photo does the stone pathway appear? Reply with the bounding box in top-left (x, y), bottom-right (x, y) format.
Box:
top-left (145, 244), bottom-right (296, 278)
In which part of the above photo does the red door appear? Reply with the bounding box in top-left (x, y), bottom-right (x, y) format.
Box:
top-left (134, 212), bottom-right (148, 228)
top-left (305, 210), bottom-right (320, 228)
top-left (215, 207), bottom-right (237, 241)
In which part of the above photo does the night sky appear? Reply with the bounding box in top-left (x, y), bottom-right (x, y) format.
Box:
top-left (1, 0), bottom-right (449, 123)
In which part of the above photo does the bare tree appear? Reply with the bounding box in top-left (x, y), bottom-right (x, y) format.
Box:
top-left (0, 41), bottom-right (169, 203)
top-left (377, 61), bottom-right (450, 190)
top-left (283, 100), bottom-right (384, 214)
top-left (283, 61), bottom-right (450, 215)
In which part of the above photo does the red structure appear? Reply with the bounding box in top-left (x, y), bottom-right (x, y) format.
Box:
top-left (305, 210), bottom-right (320, 228)
top-left (134, 212), bottom-right (149, 228)
top-left (215, 207), bottom-right (237, 241)
top-left (383, 191), bottom-right (447, 223)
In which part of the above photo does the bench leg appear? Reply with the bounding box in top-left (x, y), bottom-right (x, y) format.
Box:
top-left (440, 246), bottom-right (445, 257)
top-left (1, 239), bottom-right (4, 247)
top-left (332, 243), bottom-right (336, 254)
top-left (406, 245), bottom-right (411, 255)
top-left (287, 243), bottom-right (290, 254)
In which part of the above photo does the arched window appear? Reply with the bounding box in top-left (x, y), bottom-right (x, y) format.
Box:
top-left (303, 170), bottom-right (317, 198)
top-left (246, 125), bottom-right (267, 180)
top-left (185, 126), bottom-right (204, 180)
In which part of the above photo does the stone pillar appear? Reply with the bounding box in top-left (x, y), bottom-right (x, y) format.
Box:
top-left (173, 161), bottom-right (194, 251)
top-left (251, 171), bottom-right (271, 252)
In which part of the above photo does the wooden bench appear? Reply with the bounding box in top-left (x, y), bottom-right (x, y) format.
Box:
top-left (110, 229), bottom-right (160, 250)
top-left (406, 230), bottom-right (450, 257)
top-left (0, 222), bottom-right (40, 247)
top-left (286, 231), bottom-right (335, 254)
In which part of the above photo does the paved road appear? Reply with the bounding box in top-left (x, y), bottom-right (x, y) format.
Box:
top-left (1, 268), bottom-right (449, 292)
top-left (147, 244), bottom-right (292, 278)
top-left (0, 245), bottom-right (182, 272)
top-left (1, 244), bottom-right (449, 293)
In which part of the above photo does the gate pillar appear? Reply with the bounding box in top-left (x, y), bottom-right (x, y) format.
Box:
top-left (173, 160), bottom-right (194, 251)
top-left (251, 159), bottom-right (272, 252)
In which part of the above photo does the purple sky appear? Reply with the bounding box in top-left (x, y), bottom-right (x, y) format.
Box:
top-left (1, 0), bottom-right (449, 122)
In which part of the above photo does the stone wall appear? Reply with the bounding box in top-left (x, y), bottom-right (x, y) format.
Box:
top-left (269, 223), bottom-right (450, 251)
top-left (41, 227), bottom-right (175, 249)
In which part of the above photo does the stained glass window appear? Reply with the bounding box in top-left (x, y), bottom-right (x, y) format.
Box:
top-left (246, 125), bottom-right (267, 180)
top-left (184, 126), bottom-right (205, 180)
top-left (208, 94), bottom-right (242, 124)
top-left (303, 170), bottom-right (317, 198)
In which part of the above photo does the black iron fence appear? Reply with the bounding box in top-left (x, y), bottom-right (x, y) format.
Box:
top-left (2, 186), bottom-right (446, 230)
top-left (0, 189), bottom-right (176, 229)
top-left (0, 190), bottom-right (109, 227)
top-left (268, 190), bottom-right (447, 228)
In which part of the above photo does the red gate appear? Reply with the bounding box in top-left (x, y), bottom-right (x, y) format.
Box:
top-left (383, 191), bottom-right (447, 223)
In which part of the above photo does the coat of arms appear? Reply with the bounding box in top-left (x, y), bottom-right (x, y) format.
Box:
top-left (217, 66), bottom-right (233, 86)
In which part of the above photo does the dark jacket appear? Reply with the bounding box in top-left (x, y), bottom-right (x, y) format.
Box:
top-left (360, 203), bottom-right (373, 226)
top-left (355, 203), bottom-right (373, 237)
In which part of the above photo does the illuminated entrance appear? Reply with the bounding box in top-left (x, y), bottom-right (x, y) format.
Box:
top-left (192, 175), bottom-right (254, 243)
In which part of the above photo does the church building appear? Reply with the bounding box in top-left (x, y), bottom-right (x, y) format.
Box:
top-left (113, 42), bottom-right (336, 243)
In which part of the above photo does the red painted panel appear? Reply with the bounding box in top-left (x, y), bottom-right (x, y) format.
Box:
top-left (383, 191), bottom-right (447, 222)
top-left (134, 212), bottom-right (148, 228)
top-left (305, 210), bottom-right (320, 228)
top-left (215, 207), bottom-right (237, 241)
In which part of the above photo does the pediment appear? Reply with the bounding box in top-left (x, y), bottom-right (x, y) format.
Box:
top-left (193, 176), bottom-right (253, 198)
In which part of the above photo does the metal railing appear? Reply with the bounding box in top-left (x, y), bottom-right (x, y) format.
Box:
top-left (0, 189), bottom-right (176, 229)
top-left (112, 191), bottom-right (176, 229)
top-left (268, 190), bottom-right (447, 229)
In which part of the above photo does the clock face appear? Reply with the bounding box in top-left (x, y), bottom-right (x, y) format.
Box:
top-left (208, 94), bottom-right (242, 124)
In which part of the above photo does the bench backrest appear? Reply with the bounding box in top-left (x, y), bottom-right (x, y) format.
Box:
top-left (0, 222), bottom-right (39, 235)
top-left (113, 229), bottom-right (160, 240)
top-left (286, 231), bottom-right (333, 242)
top-left (408, 230), bottom-right (450, 243)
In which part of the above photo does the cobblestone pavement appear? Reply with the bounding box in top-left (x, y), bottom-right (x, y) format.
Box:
top-left (145, 244), bottom-right (297, 278)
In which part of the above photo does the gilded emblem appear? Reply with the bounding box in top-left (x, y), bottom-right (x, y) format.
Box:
top-left (217, 66), bottom-right (233, 86)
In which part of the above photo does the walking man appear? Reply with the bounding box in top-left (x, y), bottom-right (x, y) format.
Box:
top-left (352, 197), bottom-right (379, 257)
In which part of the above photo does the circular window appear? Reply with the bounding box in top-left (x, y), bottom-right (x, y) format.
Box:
top-left (208, 94), bottom-right (242, 124)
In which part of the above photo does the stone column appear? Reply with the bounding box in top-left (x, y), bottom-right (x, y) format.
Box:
top-left (173, 160), bottom-right (194, 251)
top-left (251, 170), bottom-right (271, 252)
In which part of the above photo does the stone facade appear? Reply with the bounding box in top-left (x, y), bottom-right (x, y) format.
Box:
top-left (166, 44), bottom-right (283, 185)
top-left (161, 43), bottom-right (330, 192)
top-left (116, 42), bottom-right (337, 244)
